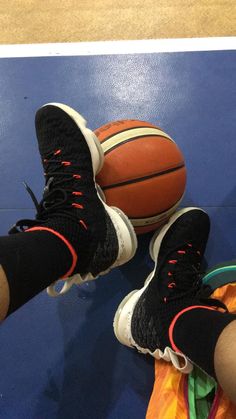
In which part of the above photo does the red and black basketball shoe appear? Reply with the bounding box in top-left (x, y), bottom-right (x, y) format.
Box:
top-left (10, 103), bottom-right (137, 296)
top-left (113, 208), bottom-right (222, 373)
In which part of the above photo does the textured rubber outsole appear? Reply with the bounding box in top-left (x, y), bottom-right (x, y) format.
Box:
top-left (113, 275), bottom-right (192, 373)
top-left (105, 205), bottom-right (137, 266)
top-left (113, 286), bottom-right (151, 347)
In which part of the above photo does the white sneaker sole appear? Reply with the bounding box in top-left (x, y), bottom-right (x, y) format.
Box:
top-left (113, 207), bottom-right (205, 373)
top-left (44, 103), bottom-right (137, 296)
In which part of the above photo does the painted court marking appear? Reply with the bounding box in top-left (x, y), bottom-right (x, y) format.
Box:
top-left (0, 37), bottom-right (234, 58)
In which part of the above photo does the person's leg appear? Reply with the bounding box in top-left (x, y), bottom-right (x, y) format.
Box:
top-left (214, 320), bottom-right (236, 403)
top-left (170, 300), bottom-right (236, 403)
top-left (0, 228), bottom-right (81, 314)
top-left (114, 208), bottom-right (236, 404)
top-left (0, 266), bottom-right (9, 320)
top-left (0, 103), bottom-right (137, 318)
top-left (169, 306), bottom-right (236, 404)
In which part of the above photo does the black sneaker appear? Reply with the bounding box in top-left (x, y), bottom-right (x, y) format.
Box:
top-left (113, 208), bottom-right (221, 373)
top-left (10, 103), bottom-right (137, 296)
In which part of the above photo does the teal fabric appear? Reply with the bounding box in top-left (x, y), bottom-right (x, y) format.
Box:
top-left (203, 260), bottom-right (236, 289)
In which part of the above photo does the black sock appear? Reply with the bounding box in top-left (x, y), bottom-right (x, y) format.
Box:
top-left (171, 307), bottom-right (236, 378)
top-left (18, 215), bottom-right (96, 276)
top-left (0, 230), bottom-right (73, 315)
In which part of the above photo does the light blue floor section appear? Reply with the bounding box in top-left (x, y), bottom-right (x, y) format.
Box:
top-left (0, 49), bottom-right (235, 418)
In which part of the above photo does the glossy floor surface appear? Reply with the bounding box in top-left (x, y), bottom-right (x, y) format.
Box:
top-left (0, 45), bottom-right (235, 418)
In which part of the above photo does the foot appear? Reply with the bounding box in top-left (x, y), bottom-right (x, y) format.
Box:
top-left (113, 208), bottom-right (221, 373)
top-left (10, 103), bottom-right (137, 296)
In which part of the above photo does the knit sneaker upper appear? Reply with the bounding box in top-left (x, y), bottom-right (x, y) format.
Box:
top-left (131, 209), bottom-right (224, 353)
top-left (9, 104), bottom-right (119, 277)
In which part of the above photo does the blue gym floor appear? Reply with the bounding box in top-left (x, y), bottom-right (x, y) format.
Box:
top-left (0, 47), bottom-right (235, 419)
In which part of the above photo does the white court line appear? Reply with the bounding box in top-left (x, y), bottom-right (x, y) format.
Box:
top-left (0, 37), bottom-right (235, 58)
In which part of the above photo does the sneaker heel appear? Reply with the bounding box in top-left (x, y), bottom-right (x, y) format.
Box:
top-left (89, 131), bottom-right (104, 173)
top-left (96, 183), bottom-right (106, 202)
top-left (104, 205), bottom-right (137, 266)
top-left (149, 228), bottom-right (162, 261)
top-left (113, 290), bottom-right (139, 346)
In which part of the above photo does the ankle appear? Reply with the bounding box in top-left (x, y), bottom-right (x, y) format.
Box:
top-left (171, 306), bottom-right (236, 378)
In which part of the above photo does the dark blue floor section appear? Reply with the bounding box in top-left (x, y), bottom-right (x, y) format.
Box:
top-left (0, 49), bottom-right (235, 418)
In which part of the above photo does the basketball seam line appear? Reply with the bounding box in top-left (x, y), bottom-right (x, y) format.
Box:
top-left (102, 163), bottom-right (185, 190)
top-left (97, 125), bottom-right (163, 143)
top-left (103, 134), bottom-right (174, 154)
top-left (97, 125), bottom-right (161, 144)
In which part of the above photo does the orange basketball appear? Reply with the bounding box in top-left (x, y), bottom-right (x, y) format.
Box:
top-left (95, 120), bottom-right (186, 234)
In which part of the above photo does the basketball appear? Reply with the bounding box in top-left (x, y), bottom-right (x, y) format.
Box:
top-left (95, 120), bottom-right (186, 234)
